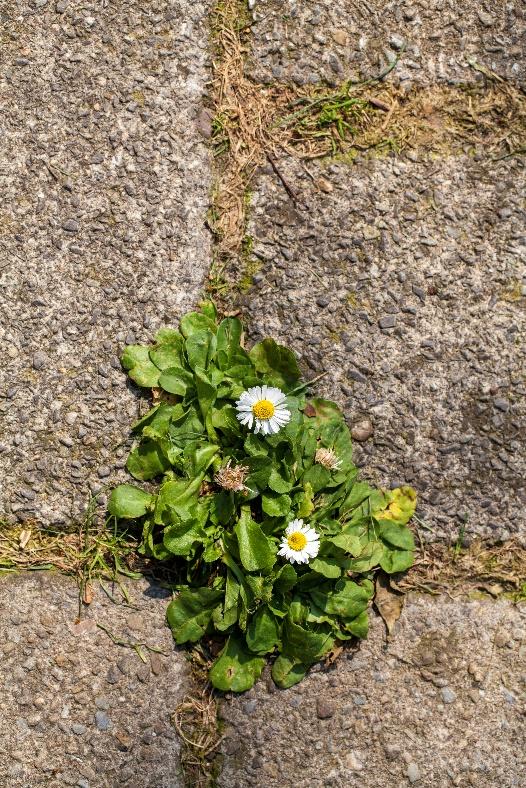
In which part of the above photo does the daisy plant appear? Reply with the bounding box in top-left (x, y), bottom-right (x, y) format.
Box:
top-left (109, 303), bottom-right (417, 692)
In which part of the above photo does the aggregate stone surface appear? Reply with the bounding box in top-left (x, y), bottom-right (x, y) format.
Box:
top-left (219, 595), bottom-right (526, 788)
top-left (0, 573), bottom-right (189, 787)
top-left (0, 0), bottom-right (211, 525)
top-left (247, 0), bottom-right (525, 87)
top-left (239, 154), bottom-right (526, 543)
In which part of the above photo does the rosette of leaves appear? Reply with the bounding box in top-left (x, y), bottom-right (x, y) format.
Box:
top-left (109, 303), bottom-right (417, 692)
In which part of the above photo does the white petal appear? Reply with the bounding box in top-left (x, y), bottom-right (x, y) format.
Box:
top-left (269, 387), bottom-right (286, 404)
top-left (287, 519), bottom-right (302, 532)
top-left (268, 418), bottom-right (280, 434)
top-left (236, 404), bottom-right (253, 412)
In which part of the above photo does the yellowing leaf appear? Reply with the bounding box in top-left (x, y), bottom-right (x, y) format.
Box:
top-left (374, 486), bottom-right (417, 525)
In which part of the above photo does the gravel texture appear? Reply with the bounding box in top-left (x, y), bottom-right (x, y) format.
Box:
top-left (247, 0), bottom-right (525, 87)
top-left (0, 573), bottom-right (189, 787)
top-left (0, 1), bottom-right (211, 525)
top-left (219, 595), bottom-right (526, 787)
top-left (239, 154), bottom-right (526, 543)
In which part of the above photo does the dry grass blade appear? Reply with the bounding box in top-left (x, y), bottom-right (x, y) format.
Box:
top-left (172, 686), bottom-right (223, 788)
top-left (399, 538), bottom-right (526, 599)
top-left (209, 0), bottom-right (291, 280)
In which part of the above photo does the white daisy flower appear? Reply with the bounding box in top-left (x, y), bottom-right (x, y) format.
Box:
top-left (278, 519), bottom-right (320, 565)
top-left (235, 385), bottom-right (291, 436)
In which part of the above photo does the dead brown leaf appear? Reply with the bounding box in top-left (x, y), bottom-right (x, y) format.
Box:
top-left (324, 644), bottom-right (343, 666)
top-left (374, 572), bottom-right (404, 636)
top-left (82, 582), bottom-right (94, 605)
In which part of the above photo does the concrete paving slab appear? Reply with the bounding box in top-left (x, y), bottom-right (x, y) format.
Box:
top-left (0, 1), bottom-right (211, 525)
top-left (247, 0), bottom-right (525, 87)
top-left (0, 573), bottom-right (189, 787)
top-left (219, 595), bottom-right (526, 787)
top-left (239, 154), bottom-right (526, 542)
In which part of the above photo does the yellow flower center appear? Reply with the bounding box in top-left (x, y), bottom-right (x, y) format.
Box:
top-left (252, 399), bottom-right (275, 420)
top-left (287, 531), bottom-right (307, 551)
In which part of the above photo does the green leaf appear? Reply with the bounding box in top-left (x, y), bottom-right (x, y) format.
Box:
top-left (211, 403), bottom-right (242, 436)
top-left (209, 636), bottom-right (266, 692)
top-left (108, 485), bottom-right (153, 519)
top-left (268, 466), bottom-right (294, 494)
top-left (126, 441), bottom-right (170, 481)
top-left (246, 606), bottom-right (280, 654)
top-left (134, 403), bottom-right (181, 439)
top-left (163, 520), bottom-right (205, 557)
top-left (154, 477), bottom-right (204, 525)
top-left (347, 541), bottom-right (384, 572)
top-left (273, 564), bottom-right (297, 595)
top-left (261, 491), bottom-right (291, 517)
top-left (194, 367), bottom-right (217, 420)
top-left (282, 618), bottom-right (333, 664)
top-left (167, 587), bottom-right (223, 644)
top-left (149, 336), bottom-right (185, 371)
top-left (158, 366), bottom-right (194, 396)
top-left (311, 579), bottom-right (372, 620)
top-left (304, 398), bottom-right (343, 424)
top-left (121, 345), bottom-right (160, 388)
top-left (302, 464), bottom-right (331, 493)
top-left (310, 557), bottom-right (342, 579)
top-left (234, 508), bottom-right (276, 573)
top-left (245, 456), bottom-right (272, 491)
top-left (180, 311), bottom-right (216, 338)
top-left (378, 520), bottom-right (415, 551)
top-left (216, 317), bottom-right (244, 368)
top-left (271, 655), bottom-right (307, 689)
top-left (327, 530), bottom-right (363, 557)
top-left (209, 491), bottom-right (235, 526)
top-left (186, 330), bottom-right (216, 371)
top-left (244, 433), bottom-right (268, 457)
top-left (199, 300), bottom-right (217, 322)
top-left (379, 548), bottom-right (414, 574)
top-left (183, 442), bottom-right (219, 477)
top-left (297, 482), bottom-right (315, 518)
top-left (249, 338), bottom-right (301, 389)
top-left (213, 570), bottom-right (240, 632)
top-left (341, 481), bottom-right (375, 514)
top-left (344, 610), bottom-right (369, 639)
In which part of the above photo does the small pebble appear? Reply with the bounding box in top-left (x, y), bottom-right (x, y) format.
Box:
top-left (441, 687), bottom-right (456, 704)
top-left (95, 711), bottom-right (111, 731)
top-left (316, 699), bottom-right (335, 719)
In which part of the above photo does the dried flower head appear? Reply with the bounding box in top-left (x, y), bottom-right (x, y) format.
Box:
top-left (315, 447), bottom-right (341, 471)
top-left (214, 460), bottom-right (250, 493)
